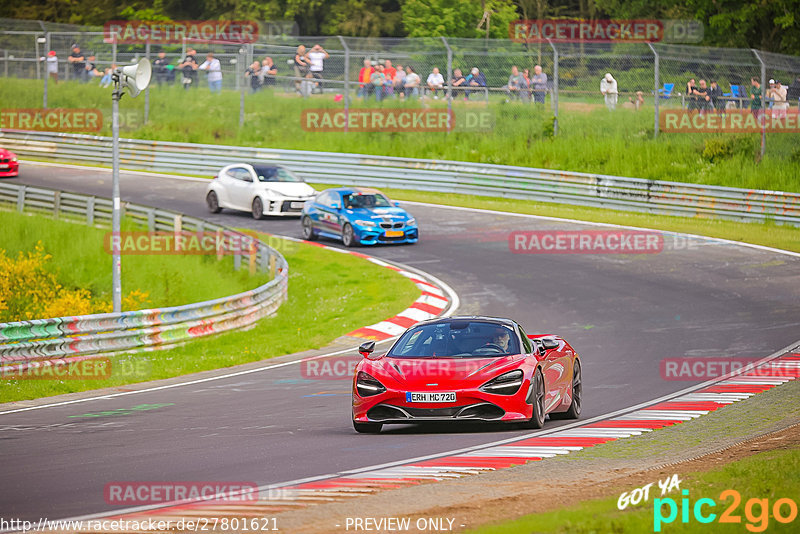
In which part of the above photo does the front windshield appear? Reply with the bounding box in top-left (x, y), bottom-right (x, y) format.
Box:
top-left (388, 321), bottom-right (520, 358)
top-left (253, 166), bottom-right (302, 183)
top-left (343, 192), bottom-right (391, 209)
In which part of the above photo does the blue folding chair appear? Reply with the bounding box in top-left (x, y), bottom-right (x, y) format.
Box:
top-left (658, 82), bottom-right (674, 99)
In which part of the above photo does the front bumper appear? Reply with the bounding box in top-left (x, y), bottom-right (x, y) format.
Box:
top-left (355, 226), bottom-right (419, 245)
top-left (0, 162), bottom-right (19, 177)
top-left (264, 198), bottom-right (312, 216)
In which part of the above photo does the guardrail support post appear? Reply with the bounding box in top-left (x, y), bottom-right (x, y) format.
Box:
top-left (53, 190), bottom-right (61, 219)
top-left (16, 186), bottom-right (25, 212)
top-left (147, 209), bottom-right (155, 232)
top-left (249, 241), bottom-right (257, 275)
top-left (87, 196), bottom-right (95, 225)
top-left (269, 254), bottom-right (276, 278)
top-left (233, 252), bottom-right (242, 271)
top-left (174, 214), bottom-right (182, 252)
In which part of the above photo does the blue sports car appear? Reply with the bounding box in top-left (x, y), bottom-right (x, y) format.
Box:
top-left (301, 187), bottom-right (419, 246)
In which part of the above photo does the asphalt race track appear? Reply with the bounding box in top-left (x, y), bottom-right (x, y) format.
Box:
top-left (2, 162), bottom-right (799, 522)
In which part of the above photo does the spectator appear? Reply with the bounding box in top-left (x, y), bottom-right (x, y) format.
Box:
top-left (464, 67), bottom-right (486, 100)
top-left (393, 64), bottom-right (406, 96)
top-left (709, 81), bottom-right (723, 112)
top-left (750, 77), bottom-right (762, 116)
top-left (100, 67), bottom-right (113, 88)
top-left (504, 65), bottom-right (522, 101)
top-left (245, 61), bottom-right (261, 92)
top-left (84, 54), bottom-right (101, 81)
top-left (427, 67), bottom-right (444, 98)
top-left (451, 68), bottom-right (466, 99)
top-left (520, 68), bottom-right (532, 102)
top-left (300, 71), bottom-right (317, 98)
top-left (633, 91), bottom-right (645, 111)
top-left (768, 79), bottom-right (789, 116)
top-left (358, 58), bottom-right (374, 98)
top-left (600, 72), bottom-right (618, 111)
top-left (153, 51), bottom-right (169, 85)
top-left (404, 66), bottom-right (421, 98)
top-left (694, 79), bottom-right (712, 112)
top-left (294, 45), bottom-right (309, 94)
top-left (198, 52), bottom-right (222, 93)
top-left (370, 64), bottom-right (387, 101)
top-left (686, 78), bottom-right (698, 110)
top-left (260, 57), bottom-right (277, 87)
top-left (38, 50), bottom-right (58, 83)
top-left (531, 65), bottom-right (548, 104)
top-left (178, 48), bottom-right (198, 90)
top-left (383, 60), bottom-right (397, 84)
top-left (306, 44), bottom-right (328, 93)
top-left (68, 45), bottom-right (85, 81)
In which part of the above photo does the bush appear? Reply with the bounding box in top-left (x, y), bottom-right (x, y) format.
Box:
top-left (701, 136), bottom-right (756, 162)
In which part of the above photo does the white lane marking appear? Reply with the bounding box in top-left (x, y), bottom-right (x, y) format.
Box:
top-left (396, 308), bottom-right (437, 322)
top-left (417, 294), bottom-right (449, 308)
top-left (361, 321), bottom-right (407, 336)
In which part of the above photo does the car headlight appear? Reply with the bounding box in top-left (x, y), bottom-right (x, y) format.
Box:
top-left (356, 371), bottom-right (386, 397)
top-left (480, 370), bottom-right (524, 395)
top-left (354, 219), bottom-right (377, 228)
top-left (11, 157), bottom-right (17, 162)
top-left (406, 218), bottom-right (416, 226)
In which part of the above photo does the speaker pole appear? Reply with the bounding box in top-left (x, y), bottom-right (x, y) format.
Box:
top-left (111, 81), bottom-right (123, 313)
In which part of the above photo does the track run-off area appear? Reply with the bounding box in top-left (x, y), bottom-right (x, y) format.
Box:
top-left (1, 161), bottom-right (799, 524)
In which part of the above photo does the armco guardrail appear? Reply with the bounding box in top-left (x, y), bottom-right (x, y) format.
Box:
top-left (0, 182), bottom-right (288, 368)
top-left (2, 130), bottom-right (799, 225)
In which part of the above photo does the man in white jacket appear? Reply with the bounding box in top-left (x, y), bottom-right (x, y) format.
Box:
top-left (600, 72), bottom-right (618, 111)
top-left (199, 53), bottom-right (223, 93)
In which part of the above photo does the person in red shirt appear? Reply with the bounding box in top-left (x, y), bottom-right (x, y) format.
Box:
top-left (358, 58), bottom-right (374, 98)
top-left (383, 59), bottom-right (397, 82)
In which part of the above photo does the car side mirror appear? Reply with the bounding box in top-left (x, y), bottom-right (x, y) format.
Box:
top-left (393, 201), bottom-right (400, 207)
top-left (541, 338), bottom-right (559, 351)
top-left (358, 341), bottom-right (375, 358)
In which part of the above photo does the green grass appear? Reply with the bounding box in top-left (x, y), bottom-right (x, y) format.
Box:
top-left (0, 229), bottom-right (420, 402)
top-left (3, 78), bottom-right (799, 192)
top-left (376, 188), bottom-right (800, 254)
top-left (467, 446), bottom-right (800, 533)
top-left (0, 210), bottom-right (270, 314)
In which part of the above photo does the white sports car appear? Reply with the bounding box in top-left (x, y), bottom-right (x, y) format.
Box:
top-left (205, 164), bottom-right (317, 219)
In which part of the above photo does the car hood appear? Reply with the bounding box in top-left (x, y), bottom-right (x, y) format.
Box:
top-left (0, 148), bottom-right (16, 158)
top-left (361, 354), bottom-right (524, 389)
top-left (344, 206), bottom-right (412, 220)
top-left (257, 182), bottom-right (315, 197)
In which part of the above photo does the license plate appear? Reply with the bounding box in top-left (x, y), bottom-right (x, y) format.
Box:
top-left (385, 230), bottom-right (404, 237)
top-left (290, 201), bottom-right (305, 209)
top-left (0, 164), bottom-right (8, 169)
top-left (406, 392), bottom-right (456, 403)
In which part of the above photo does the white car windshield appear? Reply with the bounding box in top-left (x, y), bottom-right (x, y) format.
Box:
top-left (253, 166), bottom-right (302, 182)
top-left (388, 321), bottom-right (520, 358)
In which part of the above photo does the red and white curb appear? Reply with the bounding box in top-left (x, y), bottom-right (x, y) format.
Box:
top-left (95, 352), bottom-right (798, 527)
top-left (296, 240), bottom-right (453, 340)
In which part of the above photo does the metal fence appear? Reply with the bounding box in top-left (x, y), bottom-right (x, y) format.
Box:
top-left (3, 19), bottom-right (800, 144)
top-left (0, 181), bottom-right (289, 369)
top-left (3, 130), bottom-right (798, 226)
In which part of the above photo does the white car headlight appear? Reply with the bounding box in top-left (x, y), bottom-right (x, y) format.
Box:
top-left (406, 218), bottom-right (416, 226)
top-left (354, 220), bottom-right (377, 228)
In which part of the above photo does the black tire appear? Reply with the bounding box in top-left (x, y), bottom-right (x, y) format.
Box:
top-left (552, 360), bottom-right (582, 420)
top-left (252, 197), bottom-right (264, 220)
top-left (342, 223), bottom-right (357, 247)
top-left (353, 420), bottom-right (382, 434)
top-left (301, 216), bottom-right (317, 241)
top-left (206, 191), bottom-right (221, 213)
top-left (523, 369), bottom-right (546, 429)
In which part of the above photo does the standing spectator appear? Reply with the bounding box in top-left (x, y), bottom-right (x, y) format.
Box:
top-left (153, 51), bottom-right (169, 85)
top-left (370, 64), bottom-right (387, 101)
top-left (383, 60), bottom-right (397, 98)
top-left (451, 68), bottom-right (466, 99)
top-left (39, 50), bottom-right (58, 83)
top-left (504, 65), bottom-right (522, 101)
top-left (686, 78), bottom-right (698, 110)
top-left (294, 45), bottom-right (309, 94)
top-left (84, 54), bottom-right (101, 81)
top-left (465, 67), bottom-right (486, 100)
top-left (260, 57), bottom-right (277, 87)
top-left (427, 67), bottom-right (444, 99)
top-left (178, 49), bottom-right (198, 90)
top-left (358, 58), bottom-right (374, 98)
top-left (306, 44), bottom-right (328, 93)
top-left (393, 64), bottom-right (406, 97)
top-left (531, 65), bottom-right (548, 104)
top-left (600, 72), bottom-right (618, 111)
top-left (245, 61), bottom-right (262, 92)
top-left (404, 66), bottom-right (421, 98)
top-left (520, 68), bottom-right (532, 102)
top-left (709, 81), bottom-right (723, 112)
top-left (198, 52), bottom-right (222, 93)
top-left (694, 79), bottom-right (712, 112)
top-left (768, 79), bottom-right (789, 116)
top-left (68, 45), bottom-right (86, 81)
top-left (750, 77), bottom-right (762, 116)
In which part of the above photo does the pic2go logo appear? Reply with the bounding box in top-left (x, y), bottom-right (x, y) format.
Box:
top-left (654, 489), bottom-right (798, 532)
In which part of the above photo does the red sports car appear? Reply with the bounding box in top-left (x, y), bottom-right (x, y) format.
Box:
top-left (0, 148), bottom-right (19, 177)
top-left (352, 316), bottom-right (582, 433)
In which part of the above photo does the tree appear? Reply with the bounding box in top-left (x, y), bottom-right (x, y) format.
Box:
top-left (402, 0), bottom-right (520, 39)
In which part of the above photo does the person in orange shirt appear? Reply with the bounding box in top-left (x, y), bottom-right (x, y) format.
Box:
top-left (358, 58), bottom-right (374, 98)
